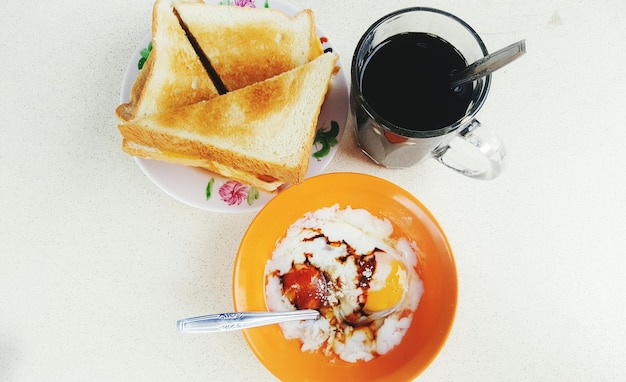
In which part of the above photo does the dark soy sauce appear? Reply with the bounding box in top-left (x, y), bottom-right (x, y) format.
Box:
top-left (360, 32), bottom-right (473, 132)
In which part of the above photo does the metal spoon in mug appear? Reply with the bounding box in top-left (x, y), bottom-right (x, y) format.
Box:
top-left (177, 310), bottom-right (320, 333)
top-left (450, 39), bottom-right (526, 90)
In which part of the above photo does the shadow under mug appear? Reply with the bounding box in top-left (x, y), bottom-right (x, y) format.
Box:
top-left (350, 7), bottom-right (506, 180)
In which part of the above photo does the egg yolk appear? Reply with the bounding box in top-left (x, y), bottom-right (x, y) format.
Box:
top-left (364, 259), bottom-right (407, 313)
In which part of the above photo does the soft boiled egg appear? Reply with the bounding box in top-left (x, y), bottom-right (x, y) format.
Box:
top-left (364, 251), bottom-right (409, 314)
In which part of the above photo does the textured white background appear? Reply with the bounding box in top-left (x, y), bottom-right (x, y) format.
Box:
top-left (2, 0), bottom-right (626, 381)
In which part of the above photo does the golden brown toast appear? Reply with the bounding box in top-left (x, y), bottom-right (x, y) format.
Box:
top-left (174, 2), bottom-right (323, 92)
top-left (115, 0), bottom-right (323, 122)
top-left (115, 0), bottom-right (220, 122)
top-left (122, 140), bottom-right (285, 192)
top-left (118, 53), bottom-right (338, 192)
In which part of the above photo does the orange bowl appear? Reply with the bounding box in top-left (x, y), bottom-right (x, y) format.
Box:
top-left (233, 172), bottom-right (457, 381)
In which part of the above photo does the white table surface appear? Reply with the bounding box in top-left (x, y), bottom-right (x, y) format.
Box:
top-left (2, 0), bottom-right (626, 381)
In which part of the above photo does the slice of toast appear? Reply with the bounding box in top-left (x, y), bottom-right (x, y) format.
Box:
top-left (116, 1), bottom-right (323, 122)
top-left (174, 2), bottom-right (323, 92)
top-left (115, 0), bottom-right (220, 122)
top-left (118, 52), bottom-right (338, 192)
top-left (122, 140), bottom-right (285, 192)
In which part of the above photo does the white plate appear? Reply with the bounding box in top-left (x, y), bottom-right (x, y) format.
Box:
top-left (118, 0), bottom-right (349, 213)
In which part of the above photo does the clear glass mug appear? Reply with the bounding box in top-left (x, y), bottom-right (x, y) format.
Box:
top-left (350, 7), bottom-right (505, 180)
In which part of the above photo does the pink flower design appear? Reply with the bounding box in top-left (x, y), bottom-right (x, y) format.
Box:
top-left (219, 181), bottom-right (249, 206)
top-left (233, 0), bottom-right (256, 7)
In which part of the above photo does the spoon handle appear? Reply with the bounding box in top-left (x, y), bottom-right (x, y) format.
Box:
top-left (450, 39), bottom-right (526, 89)
top-left (177, 310), bottom-right (320, 333)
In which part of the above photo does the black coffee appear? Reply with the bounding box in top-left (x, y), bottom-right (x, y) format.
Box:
top-left (360, 32), bottom-right (472, 131)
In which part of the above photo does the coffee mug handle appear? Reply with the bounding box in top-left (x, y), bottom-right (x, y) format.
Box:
top-left (432, 120), bottom-right (506, 180)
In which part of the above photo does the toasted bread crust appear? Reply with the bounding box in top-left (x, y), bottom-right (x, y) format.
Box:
top-left (115, 43), bottom-right (156, 121)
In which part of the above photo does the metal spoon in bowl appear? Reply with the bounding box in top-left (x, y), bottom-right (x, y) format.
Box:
top-left (450, 39), bottom-right (526, 89)
top-left (177, 310), bottom-right (320, 333)
top-left (176, 300), bottom-right (407, 333)
top-left (176, 304), bottom-right (402, 333)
